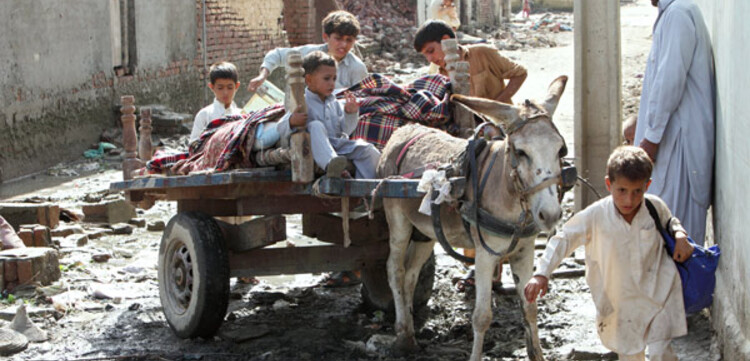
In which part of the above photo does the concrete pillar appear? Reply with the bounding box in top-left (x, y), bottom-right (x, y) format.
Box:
top-left (418, 0), bottom-right (427, 25)
top-left (573, 0), bottom-right (621, 209)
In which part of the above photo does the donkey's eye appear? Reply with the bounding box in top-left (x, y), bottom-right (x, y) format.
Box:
top-left (515, 149), bottom-right (528, 159)
top-left (558, 146), bottom-right (568, 158)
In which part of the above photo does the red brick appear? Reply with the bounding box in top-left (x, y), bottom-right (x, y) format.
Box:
top-left (16, 260), bottom-right (32, 285)
top-left (4, 260), bottom-right (17, 282)
top-left (33, 225), bottom-right (51, 247)
top-left (17, 229), bottom-right (33, 247)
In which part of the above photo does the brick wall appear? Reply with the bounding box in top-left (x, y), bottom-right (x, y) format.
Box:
top-left (0, 1), bottom-right (291, 182)
top-left (283, 0), bottom-right (317, 46)
top-left (198, 0), bottom-right (289, 80)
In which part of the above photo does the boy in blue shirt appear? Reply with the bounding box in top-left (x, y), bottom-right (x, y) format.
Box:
top-left (277, 51), bottom-right (380, 179)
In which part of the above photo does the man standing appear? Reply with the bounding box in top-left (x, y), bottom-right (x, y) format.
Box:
top-left (635, 0), bottom-right (715, 245)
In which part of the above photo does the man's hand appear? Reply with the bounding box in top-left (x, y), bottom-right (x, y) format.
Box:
top-left (247, 68), bottom-right (270, 92)
top-left (343, 91), bottom-right (359, 114)
top-left (524, 275), bottom-right (549, 303)
top-left (673, 231), bottom-right (694, 263)
top-left (639, 138), bottom-right (660, 162)
top-left (289, 112), bottom-right (307, 128)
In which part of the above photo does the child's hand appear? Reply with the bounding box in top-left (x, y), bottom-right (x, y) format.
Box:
top-left (524, 275), bottom-right (549, 303)
top-left (289, 112), bottom-right (307, 128)
top-left (673, 231), bottom-right (694, 263)
top-left (247, 75), bottom-right (265, 92)
top-left (343, 91), bottom-right (359, 114)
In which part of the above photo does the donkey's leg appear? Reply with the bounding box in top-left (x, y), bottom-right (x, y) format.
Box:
top-left (384, 201), bottom-right (420, 354)
top-left (402, 239), bottom-right (435, 312)
top-left (469, 249), bottom-right (499, 361)
top-left (510, 239), bottom-right (546, 361)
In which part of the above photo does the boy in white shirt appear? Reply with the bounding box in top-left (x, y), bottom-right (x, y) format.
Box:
top-left (277, 51), bottom-right (380, 179)
top-left (247, 11), bottom-right (368, 94)
top-left (525, 146), bottom-right (695, 361)
top-left (189, 62), bottom-right (242, 144)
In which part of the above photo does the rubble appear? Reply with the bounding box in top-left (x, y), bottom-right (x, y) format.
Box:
top-left (341, 0), bottom-right (572, 76)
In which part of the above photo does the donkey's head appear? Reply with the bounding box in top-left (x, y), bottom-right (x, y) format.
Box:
top-left (452, 76), bottom-right (568, 231)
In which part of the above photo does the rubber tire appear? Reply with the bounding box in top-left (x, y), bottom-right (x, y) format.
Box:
top-left (158, 212), bottom-right (230, 338)
top-left (361, 251), bottom-right (435, 313)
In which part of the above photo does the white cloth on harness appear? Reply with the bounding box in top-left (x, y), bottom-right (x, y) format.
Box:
top-left (417, 169), bottom-right (453, 215)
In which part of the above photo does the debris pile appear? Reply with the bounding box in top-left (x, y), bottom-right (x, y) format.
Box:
top-left (340, 0), bottom-right (573, 75)
top-left (339, 0), bottom-right (422, 73)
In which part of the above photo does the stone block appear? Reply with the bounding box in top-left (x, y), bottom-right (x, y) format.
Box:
top-left (147, 220), bottom-right (166, 232)
top-left (0, 203), bottom-right (60, 230)
top-left (50, 224), bottom-right (84, 238)
top-left (0, 248), bottom-right (61, 290)
top-left (81, 199), bottom-right (136, 224)
top-left (128, 218), bottom-right (147, 227)
top-left (111, 223), bottom-right (134, 235)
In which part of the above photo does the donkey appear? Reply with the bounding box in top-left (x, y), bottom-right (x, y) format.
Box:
top-left (377, 76), bottom-right (569, 361)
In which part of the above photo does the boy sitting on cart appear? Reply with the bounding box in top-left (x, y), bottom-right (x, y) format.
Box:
top-left (276, 51), bottom-right (381, 179)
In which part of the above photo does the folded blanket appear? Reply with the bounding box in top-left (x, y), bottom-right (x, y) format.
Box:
top-left (347, 73), bottom-right (455, 149)
top-left (146, 104), bottom-right (285, 174)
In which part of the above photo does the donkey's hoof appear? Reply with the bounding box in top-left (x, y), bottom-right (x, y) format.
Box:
top-left (392, 336), bottom-right (420, 356)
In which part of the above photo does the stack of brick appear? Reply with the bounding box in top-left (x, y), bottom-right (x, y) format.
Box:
top-left (0, 203), bottom-right (60, 231)
top-left (0, 248), bottom-right (61, 291)
top-left (16, 225), bottom-right (51, 248)
top-left (338, 0), bottom-right (422, 72)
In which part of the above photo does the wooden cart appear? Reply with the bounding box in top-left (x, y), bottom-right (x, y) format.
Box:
top-left (111, 44), bottom-right (475, 338)
top-left (111, 169), bottom-right (467, 338)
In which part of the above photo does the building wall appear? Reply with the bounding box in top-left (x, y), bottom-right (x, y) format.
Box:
top-left (691, 1), bottom-right (750, 359)
top-left (0, 0), bottom-right (288, 182)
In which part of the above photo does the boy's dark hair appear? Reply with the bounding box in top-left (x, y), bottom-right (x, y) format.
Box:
top-left (414, 20), bottom-right (456, 52)
top-left (322, 10), bottom-right (360, 37)
top-left (209, 62), bottom-right (238, 84)
top-left (606, 146), bottom-right (653, 182)
top-left (303, 51), bottom-right (337, 75)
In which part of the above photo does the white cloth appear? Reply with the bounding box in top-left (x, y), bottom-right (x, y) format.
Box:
top-left (260, 43), bottom-right (368, 90)
top-left (189, 98), bottom-right (241, 143)
top-left (277, 88), bottom-right (380, 179)
top-left (634, 0), bottom-right (715, 245)
top-left (535, 195), bottom-right (687, 355)
top-left (417, 169), bottom-right (452, 215)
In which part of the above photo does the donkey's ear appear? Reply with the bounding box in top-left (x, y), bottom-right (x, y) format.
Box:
top-left (451, 94), bottom-right (520, 128)
top-left (542, 75), bottom-right (568, 116)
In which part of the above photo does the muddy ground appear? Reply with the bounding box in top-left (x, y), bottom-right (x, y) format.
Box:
top-left (0, 1), bottom-right (722, 360)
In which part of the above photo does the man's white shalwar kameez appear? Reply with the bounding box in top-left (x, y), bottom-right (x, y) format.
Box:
top-left (634, 0), bottom-right (715, 245)
top-left (535, 195), bottom-right (687, 356)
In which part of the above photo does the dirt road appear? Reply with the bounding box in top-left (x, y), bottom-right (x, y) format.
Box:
top-left (0, 1), bottom-right (720, 360)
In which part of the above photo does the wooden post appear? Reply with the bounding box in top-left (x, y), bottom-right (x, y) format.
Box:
top-left (120, 95), bottom-right (142, 180)
top-left (443, 38), bottom-right (474, 138)
top-left (286, 50), bottom-right (314, 183)
top-left (138, 107), bottom-right (153, 161)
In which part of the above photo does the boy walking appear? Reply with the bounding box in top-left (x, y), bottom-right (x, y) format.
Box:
top-left (525, 146), bottom-right (695, 361)
top-left (277, 51), bottom-right (380, 180)
top-left (247, 11), bottom-right (368, 93)
top-left (189, 62), bottom-right (242, 143)
top-left (414, 20), bottom-right (527, 104)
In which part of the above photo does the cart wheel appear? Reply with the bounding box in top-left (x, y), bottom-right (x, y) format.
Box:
top-left (361, 252), bottom-right (435, 313)
top-left (158, 212), bottom-right (229, 338)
